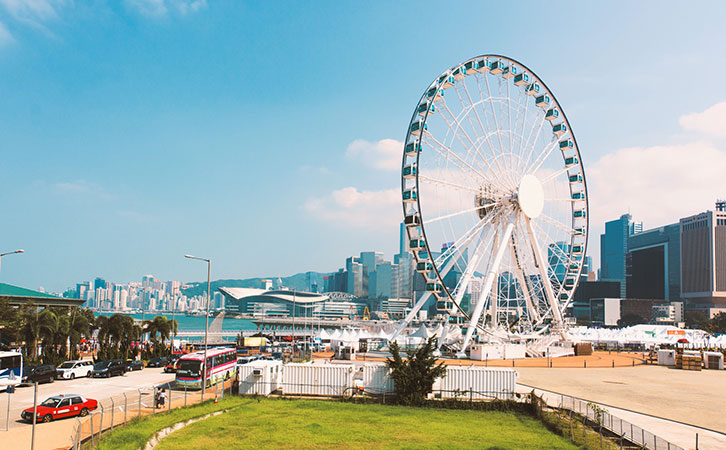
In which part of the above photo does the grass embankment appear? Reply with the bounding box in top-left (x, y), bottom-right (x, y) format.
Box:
top-left (155, 398), bottom-right (578, 450)
top-left (93, 396), bottom-right (249, 450)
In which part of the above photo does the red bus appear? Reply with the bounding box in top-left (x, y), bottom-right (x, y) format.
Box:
top-left (175, 347), bottom-right (237, 389)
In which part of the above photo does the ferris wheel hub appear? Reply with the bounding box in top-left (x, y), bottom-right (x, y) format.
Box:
top-left (517, 174), bottom-right (544, 219)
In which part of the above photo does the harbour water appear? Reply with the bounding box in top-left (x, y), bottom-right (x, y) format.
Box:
top-left (95, 312), bottom-right (257, 332)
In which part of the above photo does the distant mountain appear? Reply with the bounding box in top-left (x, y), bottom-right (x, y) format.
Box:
top-left (180, 271), bottom-right (333, 298)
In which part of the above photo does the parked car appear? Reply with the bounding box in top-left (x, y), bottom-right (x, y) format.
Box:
top-left (147, 356), bottom-right (169, 368)
top-left (56, 360), bottom-right (94, 380)
top-left (237, 355), bottom-right (259, 365)
top-left (126, 360), bottom-right (144, 371)
top-left (21, 365), bottom-right (56, 385)
top-left (91, 360), bottom-right (126, 378)
top-left (21, 394), bottom-right (98, 423)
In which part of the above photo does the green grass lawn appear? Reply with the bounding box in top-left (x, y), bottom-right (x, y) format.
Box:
top-left (154, 398), bottom-right (578, 450)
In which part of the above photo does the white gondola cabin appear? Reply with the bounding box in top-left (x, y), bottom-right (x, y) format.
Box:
top-left (502, 65), bottom-right (516, 79)
top-left (476, 59), bottom-right (492, 73)
top-left (535, 94), bottom-right (551, 108)
top-left (552, 123), bottom-right (567, 136)
top-left (403, 163), bottom-right (417, 179)
top-left (568, 174), bottom-right (583, 183)
top-left (571, 245), bottom-right (584, 255)
top-left (417, 102), bottom-right (435, 116)
top-left (452, 67), bottom-right (465, 81)
top-left (571, 191), bottom-right (585, 200)
top-left (526, 83), bottom-right (540, 96)
top-left (573, 209), bottom-right (586, 219)
top-left (464, 60), bottom-right (478, 75)
top-left (574, 227), bottom-right (585, 236)
top-left (490, 60), bottom-right (505, 75)
top-left (416, 261), bottom-right (434, 273)
top-left (564, 156), bottom-right (578, 167)
top-left (409, 238), bottom-right (426, 250)
top-left (559, 139), bottom-right (574, 150)
top-left (403, 188), bottom-right (417, 203)
top-left (426, 87), bottom-right (443, 101)
top-left (545, 108), bottom-right (560, 123)
top-left (441, 75), bottom-right (455, 89)
top-left (426, 282), bottom-right (443, 293)
top-left (513, 73), bottom-right (529, 86)
top-left (404, 213), bottom-right (420, 227)
top-left (405, 142), bottom-right (421, 156)
top-left (410, 120), bottom-right (427, 136)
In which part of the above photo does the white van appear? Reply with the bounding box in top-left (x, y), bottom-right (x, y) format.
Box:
top-left (56, 360), bottom-right (94, 380)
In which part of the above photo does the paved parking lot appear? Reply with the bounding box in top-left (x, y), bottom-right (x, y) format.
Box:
top-left (2, 368), bottom-right (175, 450)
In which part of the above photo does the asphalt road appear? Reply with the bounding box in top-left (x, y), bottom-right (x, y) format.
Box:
top-left (2, 367), bottom-right (175, 431)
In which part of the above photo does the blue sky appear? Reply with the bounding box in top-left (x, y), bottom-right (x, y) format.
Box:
top-left (1, 1), bottom-right (726, 292)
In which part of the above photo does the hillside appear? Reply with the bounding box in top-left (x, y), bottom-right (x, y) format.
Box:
top-left (180, 271), bottom-right (332, 298)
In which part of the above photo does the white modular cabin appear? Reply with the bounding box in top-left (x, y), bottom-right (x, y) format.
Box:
top-left (238, 360), bottom-right (282, 396)
top-left (282, 363), bottom-right (355, 397)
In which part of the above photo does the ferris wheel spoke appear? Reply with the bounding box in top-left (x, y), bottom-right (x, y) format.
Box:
top-left (525, 137), bottom-right (560, 175)
top-left (536, 213), bottom-right (576, 236)
top-left (459, 81), bottom-right (515, 188)
top-left (519, 110), bottom-right (549, 177)
top-left (451, 226), bottom-right (496, 307)
top-left (539, 165), bottom-right (571, 184)
top-left (418, 174), bottom-right (481, 194)
top-left (432, 214), bottom-right (495, 266)
top-left (437, 101), bottom-right (510, 189)
top-left (508, 234), bottom-right (541, 323)
top-left (425, 202), bottom-right (502, 225)
top-left (523, 217), bottom-right (565, 328)
top-left (423, 132), bottom-right (507, 191)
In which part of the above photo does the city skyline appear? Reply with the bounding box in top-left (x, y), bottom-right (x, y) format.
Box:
top-left (2, 2), bottom-right (726, 292)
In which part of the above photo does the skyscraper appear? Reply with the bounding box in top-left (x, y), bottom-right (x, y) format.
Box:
top-left (680, 202), bottom-right (726, 308)
top-left (600, 214), bottom-right (642, 297)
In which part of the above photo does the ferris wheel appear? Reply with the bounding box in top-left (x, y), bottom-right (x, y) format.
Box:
top-left (395, 55), bottom-right (588, 354)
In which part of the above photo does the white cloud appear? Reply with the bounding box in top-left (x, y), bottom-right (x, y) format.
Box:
top-left (0, 20), bottom-right (12, 45)
top-left (0, 0), bottom-right (66, 23)
top-left (125, 0), bottom-right (207, 17)
top-left (586, 141), bottom-right (726, 268)
top-left (52, 180), bottom-right (112, 200)
top-left (345, 138), bottom-right (403, 170)
top-left (304, 187), bottom-right (400, 230)
top-left (679, 102), bottom-right (726, 138)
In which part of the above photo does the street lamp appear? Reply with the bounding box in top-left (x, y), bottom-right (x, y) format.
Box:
top-left (0, 249), bottom-right (24, 277)
top-left (185, 254), bottom-right (211, 401)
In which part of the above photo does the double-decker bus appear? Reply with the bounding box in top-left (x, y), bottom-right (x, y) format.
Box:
top-left (0, 351), bottom-right (23, 391)
top-left (175, 347), bottom-right (237, 389)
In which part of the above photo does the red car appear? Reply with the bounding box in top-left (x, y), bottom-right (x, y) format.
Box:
top-left (21, 394), bottom-right (98, 423)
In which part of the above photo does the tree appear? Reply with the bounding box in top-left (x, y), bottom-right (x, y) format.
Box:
top-left (708, 312), bottom-right (726, 334)
top-left (685, 310), bottom-right (709, 330)
top-left (385, 337), bottom-right (447, 406)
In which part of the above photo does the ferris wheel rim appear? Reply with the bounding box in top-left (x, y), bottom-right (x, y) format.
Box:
top-left (400, 54), bottom-right (590, 335)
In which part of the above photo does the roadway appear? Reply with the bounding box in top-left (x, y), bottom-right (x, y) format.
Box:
top-left (2, 368), bottom-right (175, 450)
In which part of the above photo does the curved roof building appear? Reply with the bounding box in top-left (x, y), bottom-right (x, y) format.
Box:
top-left (219, 287), bottom-right (363, 319)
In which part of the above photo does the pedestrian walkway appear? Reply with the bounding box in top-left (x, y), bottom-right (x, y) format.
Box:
top-left (518, 384), bottom-right (726, 450)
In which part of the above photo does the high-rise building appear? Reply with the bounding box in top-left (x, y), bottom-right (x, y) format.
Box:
top-left (626, 223), bottom-right (681, 301)
top-left (680, 202), bottom-right (726, 309)
top-left (600, 214), bottom-right (643, 297)
top-left (346, 256), bottom-right (364, 297)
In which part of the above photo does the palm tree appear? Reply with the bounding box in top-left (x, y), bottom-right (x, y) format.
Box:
top-left (143, 316), bottom-right (171, 354)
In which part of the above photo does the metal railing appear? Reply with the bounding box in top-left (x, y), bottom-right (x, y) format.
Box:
top-left (69, 378), bottom-right (235, 450)
top-left (533, 388), bottom-right (685, 450)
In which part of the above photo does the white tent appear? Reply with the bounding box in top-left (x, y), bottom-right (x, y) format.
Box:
top-left (409, 324), bottom-right (433, 339)
top-left (329, 329), bottom-right (342, 341)
top-left (316, 329), bottom-right (331, 340)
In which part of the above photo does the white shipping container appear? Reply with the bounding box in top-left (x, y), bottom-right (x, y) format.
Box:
top-left (282, 363), bottom-right (354, 396)
top-left (238, 360), bottom-right (282, 396)
top-left (436, 367), bottom-right (518, 400)
top-left (703, 351), bottom-right (724, 370)
top-left (361, 364), bottom-right (395, 394)
top-left (469, 344), bottom-right (504, 361)
top-left (657, 349), bottom-right (676, 366)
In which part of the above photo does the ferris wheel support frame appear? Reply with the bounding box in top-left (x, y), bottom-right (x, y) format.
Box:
top-left (458, 218), bottom-right (515, 357)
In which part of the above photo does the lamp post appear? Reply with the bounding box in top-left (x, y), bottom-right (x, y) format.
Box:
top-left (185, 254), bottom-right (211, 401)
top-left (0, 249), bottom-right (24, 277)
